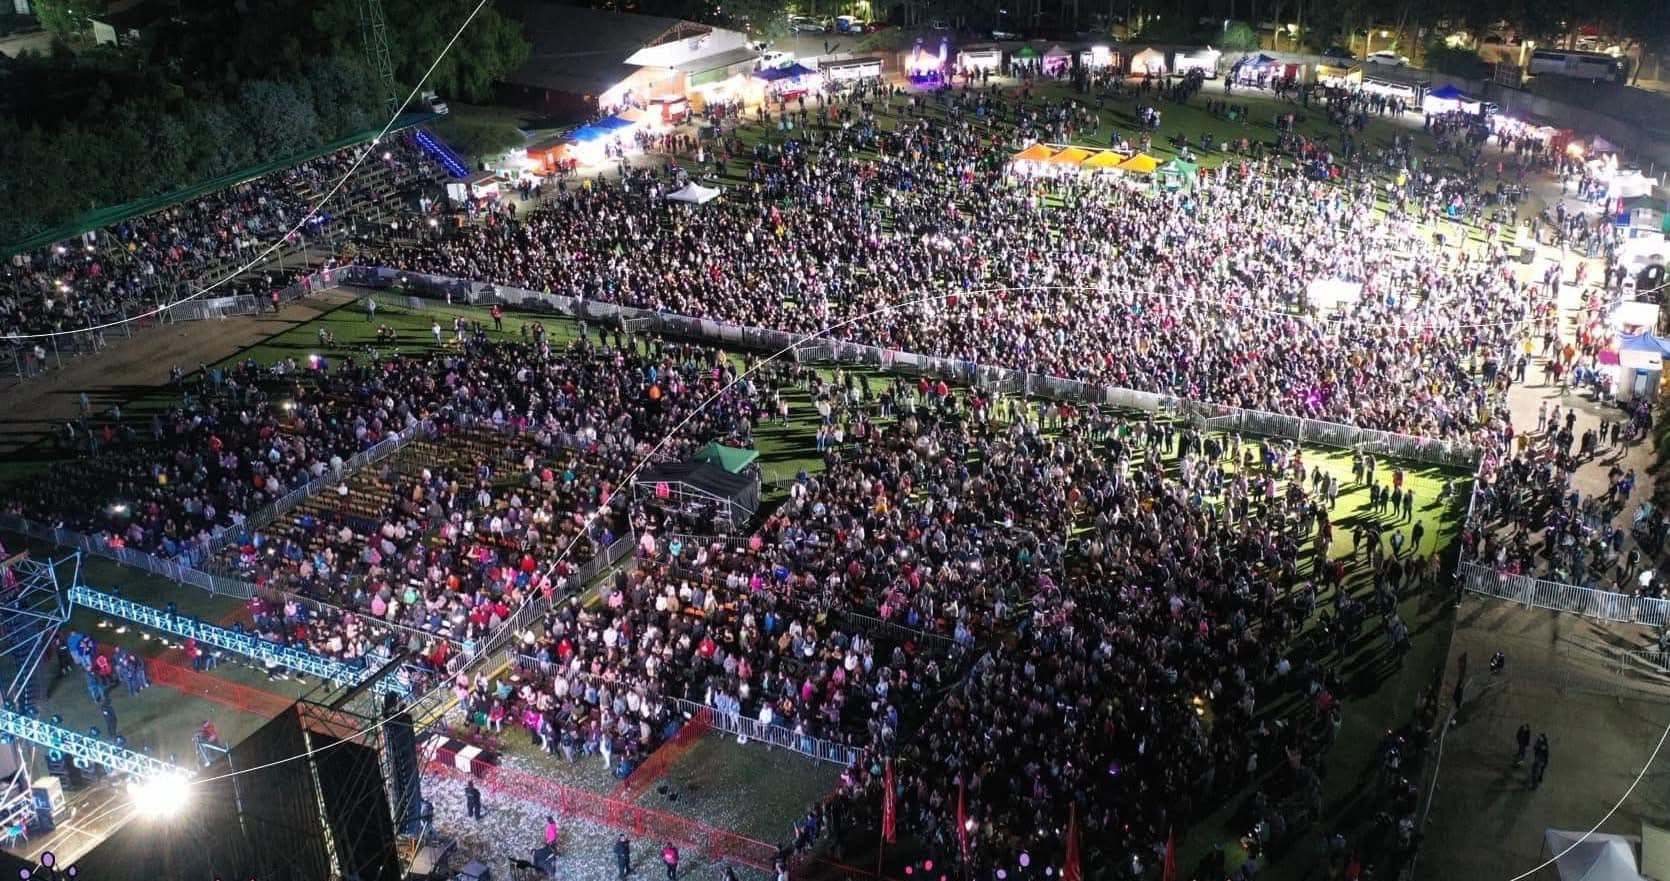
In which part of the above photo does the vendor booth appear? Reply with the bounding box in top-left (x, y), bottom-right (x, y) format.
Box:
top-left (1616, 346), bottom-right (1665, 404)
top-left (526, 137), bottom-right (575, 175)
top-left (1315, 63), bottom-right (1362, 87)
top-left (957, 46), bottom-right (1003, 72)
top-left (1117, 153), bottom-right (1159, 174)
top-left (1236, 53), bottom-right (1297, 83)
top-left (1012, 44), bottom-right (1041, 71)
top-left (1615, 197), bottom-right (1670, 239)
top-left (1157, 157), bottom-right (1199, 190)
top-left (1173, 47), bottom-right (1222, 78)
top-left (1082, 150), bottom-right (1127, 171)
top-left (1042, 44), bottom-right (1072, 75)
top-left (1361, 73), bottom-right (1426, 103)
top-left (1612, 300), bottom-right (1662, 334)
top-left (754, 62), bottom-right (817, 99)
top-left (1079, 45), bottom-right (1120, 70)
top-left (446, 171), bottom-right (503, 204)
top-left (824, 56), bottom-right (885, 82)
top-left (1130, 47), bottom-right (1167, 76)
top-left (1422, 84), bottom-right (1493, 116)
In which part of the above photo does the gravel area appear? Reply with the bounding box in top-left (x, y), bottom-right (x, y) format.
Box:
top-left (423, 747), bottom-right (780, 881)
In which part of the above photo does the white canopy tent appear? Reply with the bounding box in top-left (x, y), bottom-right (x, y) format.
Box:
top-left (1130, 47), bottom-right (1167, 75)
top-left (1306, 277), bottom-right (1363, 313)
top-left (667, 182), bottom-right (722, 204)
top-left (1608, 169), bottom-right (1659, 201)
top-left (1542, 829), bottom-right (1646, 881)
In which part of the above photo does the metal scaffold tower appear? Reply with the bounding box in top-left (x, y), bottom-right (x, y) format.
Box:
top-left (358, 0), bottom-right (401, 116)
top-left (0, 551), bottom-right (74, 706)
top-left (68, 585), bottom-right (412, 698)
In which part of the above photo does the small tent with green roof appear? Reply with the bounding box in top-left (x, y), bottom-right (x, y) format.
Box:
top-left (1158, 158), bottom-right (1199, 190)
top-left (693, 442), bottom-right (759, 474)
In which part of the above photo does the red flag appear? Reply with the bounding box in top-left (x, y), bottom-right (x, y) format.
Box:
top-left (956, 780), bottom-right (970, 865)
top-left (881, 759), bottom-right (897, 844)
top-left (1063, 803), bottom-right (1081, 881)
top-left (1163, 827), bottom-right (1177, 881)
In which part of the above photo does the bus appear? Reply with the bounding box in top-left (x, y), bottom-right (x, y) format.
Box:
top-left (1527, 48), bottom-right (1626, 82)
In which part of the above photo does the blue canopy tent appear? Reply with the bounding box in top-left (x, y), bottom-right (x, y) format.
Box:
top-left (1620, 333), bottom-right (1670, 356)
top-left (754, 62), bottom-right (816, 82)
top-left (1428, 84), bottom-right (1467, 100)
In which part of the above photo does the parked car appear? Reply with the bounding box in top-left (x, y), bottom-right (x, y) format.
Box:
top-left (788, 16), bottom-right (826, 33)
top-left (991, 28), bottom-right (1021, 39)
top-left (1321, 46), bottom-right (1353, 60)
top-left (834, 15), bottom-right (867, 32)
top-left (421, 90), bottom-right (449, 114)
top-left (929, 18), bottom-right (950, 30)
top-left (1365, 50), bottom-right (1409, 66)
top-left (864, 21), bottom-right (891, 32)
top-left (759, 49), bottom-right (795, 68)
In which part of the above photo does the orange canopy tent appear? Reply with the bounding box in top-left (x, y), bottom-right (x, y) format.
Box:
top-left (1012, 143), bottom-right (1057, 162)
top-left (1047, 146), bottom-right (1094, 165)
top-left (1117, 153), bottom-right (1159, 174)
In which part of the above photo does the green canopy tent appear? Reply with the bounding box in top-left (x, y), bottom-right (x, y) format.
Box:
top-left (1158, 158), bottom-right (1199, 190)
top-left (692, 443), bottom-right (759, 474)
top-left (1013, 45), bottom-right (1040, 60)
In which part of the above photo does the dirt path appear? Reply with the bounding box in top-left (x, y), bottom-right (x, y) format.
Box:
top-left (0, 290), bottom-right (356, 457)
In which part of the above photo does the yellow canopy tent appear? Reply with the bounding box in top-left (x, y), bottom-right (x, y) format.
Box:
top-left (1082, 150), bottom-right (1128, 170)
top-left (1117, 153), bottom-right (1159, 174)
top-left (1048, 146), bottom-right (1094, 165)
top-left (1013, 143), bottom-right (1057, 162)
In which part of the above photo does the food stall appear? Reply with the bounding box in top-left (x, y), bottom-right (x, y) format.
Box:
top-left (957, 46), bottom-right (1003, 73)
top-left (1042, 44), bottom-right (1073, 76)
top-left (1422, 84), bottom-right (1493, 115)
top-left (1078, 45), bottom-right (1120, 70)
top-left (825, 56), bottom-right (885, 82)
top-left (754, 62), bottom-right (817, 100)
top-left (1129, 47), bottom-right (1167, 76)
top-left (1173, 46), bottom-right (1222, 78)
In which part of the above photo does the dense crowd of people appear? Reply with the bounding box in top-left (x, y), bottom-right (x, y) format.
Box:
top-left (364, 83), bottom-right (1548, 449)
top-left (5, 65), bottom-right (1635, 881)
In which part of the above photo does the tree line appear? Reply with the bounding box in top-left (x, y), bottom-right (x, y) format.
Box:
top-left (1, 0), bottom-right (527, 249)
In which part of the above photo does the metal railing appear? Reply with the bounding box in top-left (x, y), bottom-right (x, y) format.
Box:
top-left (210, 419), bottom-right (436, 555)
top-left (332, 266), bottom-right (1480, 468)
top-left (1456, 561), bottom-right (1670, 627)
top-left (665, 695), bottom-right (862, 766)
top-left (0, 513), bottom-right (255, 598)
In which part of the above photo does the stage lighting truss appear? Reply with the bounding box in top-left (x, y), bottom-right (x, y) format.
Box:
top-left (68, 586), bottom-right (411, 698)
top-left (0, 707), bottom-right (185, 779)
top-left (0, 551), bottom-right (75, 703)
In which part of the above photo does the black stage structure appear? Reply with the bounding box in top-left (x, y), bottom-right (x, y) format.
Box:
top-left (59, 662), bottom-right (425, 881)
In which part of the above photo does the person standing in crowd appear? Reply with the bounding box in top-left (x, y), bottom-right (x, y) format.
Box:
top-left (544, 815), bottom-right (559, 850)
top-left (99, 699), bottom-right (117, 738)
top-left (365, 296), bottom-right (378, 322)
top-left (613, 834), bottom-right (632, 879)
top-left (464, 779), bottom-right (482, 820)
top-left (661, 841), bottom-right (679, 880)
top-left (1531, 734), bottom-right (1551, 789)
top-left (1514, 724), bottom-right (1532, 767)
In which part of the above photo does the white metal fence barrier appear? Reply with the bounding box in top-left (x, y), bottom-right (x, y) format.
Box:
top-left (664, 695), bottom-right (861, 766)
top-left (1456, 560), bottom-right (1670, 627)
top-left (331, 266), bottom-right (1481, 469)
top-left (0, 514), bottom-right (255, 598)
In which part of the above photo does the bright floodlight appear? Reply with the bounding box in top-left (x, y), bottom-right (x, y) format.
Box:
top-left (128, 772), bottom-right (191, 818)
